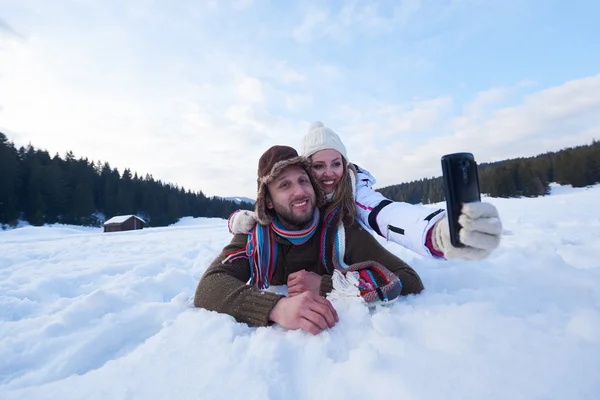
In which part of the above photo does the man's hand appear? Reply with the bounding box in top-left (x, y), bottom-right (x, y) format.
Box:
top-left (287, 269), bottom-right (322, 297)
top-left (268, 292), bottom-right (339, 335)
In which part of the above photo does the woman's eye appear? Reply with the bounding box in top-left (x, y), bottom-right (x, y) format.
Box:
top-left (334, 162), bottom-right (342, 167)
top-left (312, 165), bottom-right (323, 170)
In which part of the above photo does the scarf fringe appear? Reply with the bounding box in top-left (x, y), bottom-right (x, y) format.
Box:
top-left (327, 269), bottom-right (362, 302)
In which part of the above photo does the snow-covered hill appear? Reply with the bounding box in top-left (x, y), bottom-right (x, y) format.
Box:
top-left (1, 185), bottom-right (599, 399)
top-left (220, 196), bottom-right (255, 205)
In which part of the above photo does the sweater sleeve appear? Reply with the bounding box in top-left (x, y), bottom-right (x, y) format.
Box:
top-left (194, 234), bottom-right (284, 326)
top-left (344, 224), bottom-right (425, 295)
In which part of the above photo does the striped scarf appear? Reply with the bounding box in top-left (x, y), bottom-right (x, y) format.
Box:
top-left (320, 205), bottom-right (349, 272)
top-left (223, 208), bottom-right (319, 289)
top-left (222, 206), bottom-right (347, 289)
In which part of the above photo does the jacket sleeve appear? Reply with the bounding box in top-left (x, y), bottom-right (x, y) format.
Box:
top-left (194, 234), bottom-right (284, 326)
top-left (344, 224), bottom-right (425, 295)
top-left (353, 164), bottom-right (446, 258)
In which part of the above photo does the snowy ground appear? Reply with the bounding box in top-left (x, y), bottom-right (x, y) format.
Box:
top-left (1, 184), bottom-right (599, 400)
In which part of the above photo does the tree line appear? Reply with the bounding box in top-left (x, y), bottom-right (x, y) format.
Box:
top-left (2, 131), bottom-right (598, 228)
top-left (378, 141), bottom-right (600, 204)
top-left (0, 132), bottom-right (253, 228)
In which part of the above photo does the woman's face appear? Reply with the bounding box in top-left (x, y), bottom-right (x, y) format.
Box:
top-left (310, 149), bottom-right (344, 194)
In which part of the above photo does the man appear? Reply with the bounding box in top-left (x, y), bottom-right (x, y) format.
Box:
top-left (194, 145), bottom-right (424, 335)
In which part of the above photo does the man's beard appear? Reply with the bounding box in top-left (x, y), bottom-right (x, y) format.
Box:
top-left (272, 199), bottom-right (315, 229)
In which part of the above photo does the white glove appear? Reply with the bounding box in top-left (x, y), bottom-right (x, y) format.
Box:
top-left (228, 210), bottom-right (258, 234)
top-left (432, 202), bottom-right (502, 261)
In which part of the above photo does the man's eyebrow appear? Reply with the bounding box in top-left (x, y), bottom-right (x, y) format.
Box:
top-left (274, 173), bottom-right (293, 183)
top-left (274, 171), bottom-right (308, 182)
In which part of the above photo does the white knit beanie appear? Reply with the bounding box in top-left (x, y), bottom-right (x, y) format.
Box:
top-left (302, 121), bottom-right (348, 161)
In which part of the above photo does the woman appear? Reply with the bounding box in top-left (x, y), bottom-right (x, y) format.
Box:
top-left (229, 121), bottom-right (502, 261)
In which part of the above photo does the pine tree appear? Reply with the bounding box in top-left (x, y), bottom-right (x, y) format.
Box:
top-left (30, 192), bottom-right (46, 226)
top-left (0, 133), bottom-right (20, 226)
top-left (73, 184), bottom-right (96, 225)
top-left (42, 158), bottom-right (66, 223)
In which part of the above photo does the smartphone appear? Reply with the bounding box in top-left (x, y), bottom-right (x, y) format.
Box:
top-left (441, 153), bottom-right (481, 247)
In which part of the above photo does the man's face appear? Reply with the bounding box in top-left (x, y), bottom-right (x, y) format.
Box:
top-left (266, 165), bottom-right (316, 229)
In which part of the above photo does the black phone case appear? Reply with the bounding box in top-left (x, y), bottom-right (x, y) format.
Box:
top-left (441, 153), bottom-right (481, 248)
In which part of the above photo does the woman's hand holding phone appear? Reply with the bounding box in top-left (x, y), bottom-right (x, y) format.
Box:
top-left (430, 202), bottom-right (503, 260)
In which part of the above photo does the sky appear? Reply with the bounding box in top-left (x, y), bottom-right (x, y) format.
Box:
top-left (1, 183), bottom-right (599, 399)
top-left (1, 0), bottom-right (599, 198)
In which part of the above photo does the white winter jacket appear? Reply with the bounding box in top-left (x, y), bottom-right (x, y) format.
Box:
top-left (353, 165), bottom-right (446, 258)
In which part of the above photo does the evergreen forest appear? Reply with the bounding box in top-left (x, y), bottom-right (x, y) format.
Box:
top-left (377, 141), bottom-right (600, 205)
top-left (0, 132), bottom-right (253, 228)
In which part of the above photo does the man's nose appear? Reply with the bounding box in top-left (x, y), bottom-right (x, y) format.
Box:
top-left (292, 182), bottom-right (310, 196)
top-left (292, 182), bottom-right (305, 195)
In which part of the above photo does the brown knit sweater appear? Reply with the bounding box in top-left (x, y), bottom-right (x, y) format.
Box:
top-left (194, 221), bottom-right (424, 327)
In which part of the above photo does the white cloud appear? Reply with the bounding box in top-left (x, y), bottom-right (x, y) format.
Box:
top-left (346, 74), bottom-right (600, 189)
top-left (292, 2), bottom-right (396, 44)
top-left (290, 0), bottom-right (500, 44)
top-left (285, 93), bottom-right (313, 111)
top-left (282, 69), bottom-right (306, 84)
top-left (382, 96), bottom-right (453, 136)
top-left (292, 6), bottom-right (330, 43)
top-left (463, 87), bottom-right (512, 117)
top-left (337, 96), bottom-right (453, 163)
top-left (0, 18), bottom-right (23, 40)
top-left (0, 28), bottom-right (287, 198)
top-left (225, 104), bottom-right (267, 131)
top-left (236, 77), bottom-right (266, 104)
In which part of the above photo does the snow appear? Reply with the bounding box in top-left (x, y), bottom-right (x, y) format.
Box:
top-left (222, 196), bottom-right (256, 205)
top-left (103, 215), bottom-right (145, 225)
top-left (1, 184), bottom-right (600, 400)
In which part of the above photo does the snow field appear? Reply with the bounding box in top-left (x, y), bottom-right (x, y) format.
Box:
top-left (1, 186), bottom-right (599, 399)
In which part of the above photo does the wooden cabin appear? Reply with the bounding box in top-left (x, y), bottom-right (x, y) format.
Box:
top-left (103, 215), bottom-right (146, 233)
